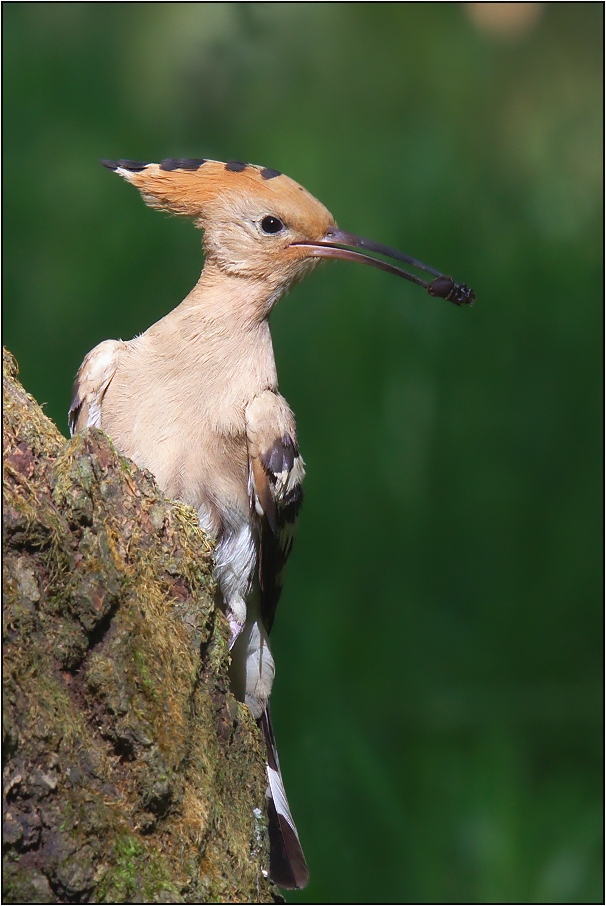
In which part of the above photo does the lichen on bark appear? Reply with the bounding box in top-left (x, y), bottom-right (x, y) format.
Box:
top-left (3, 348), bottom-right (282, 904)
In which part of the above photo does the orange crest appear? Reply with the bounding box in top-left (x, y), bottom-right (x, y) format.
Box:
top-left (102, 158), bottom-right (332, 236)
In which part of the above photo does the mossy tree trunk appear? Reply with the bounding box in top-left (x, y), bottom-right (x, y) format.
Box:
top-left (3, 348), bottom-right (282, 904)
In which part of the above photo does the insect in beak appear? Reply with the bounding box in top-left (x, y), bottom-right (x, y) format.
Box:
top-left (291, 227), bottom-right (475, 306)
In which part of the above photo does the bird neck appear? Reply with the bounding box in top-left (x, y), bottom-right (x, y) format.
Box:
top-left (177, 260), bottom-right (285, 326)
top-left (143, 262), bottom-right (279, 392)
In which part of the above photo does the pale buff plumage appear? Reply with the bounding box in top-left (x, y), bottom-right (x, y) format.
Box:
top-left (71, 156), bottom-right (473, 890)
top-left (70, 158), bottom-right (336, 891)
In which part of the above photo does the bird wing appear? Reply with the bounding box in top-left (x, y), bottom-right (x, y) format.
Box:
top-left (246, 390), bottom-right (305, 634)
top-left (246, 392), bottom-right (309, 889)
top-left (68, 339), bottom-right (126, 435)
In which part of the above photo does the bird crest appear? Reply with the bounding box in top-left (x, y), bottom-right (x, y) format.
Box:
top-left (102, 157), bottom-right (332, 231)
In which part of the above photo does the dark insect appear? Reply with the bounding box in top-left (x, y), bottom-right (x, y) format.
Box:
top-left (427, 276), bottom-right (475, 307)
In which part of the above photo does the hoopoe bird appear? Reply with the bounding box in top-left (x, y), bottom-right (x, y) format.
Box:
top-left (70, 157), bottom-right (473, 889)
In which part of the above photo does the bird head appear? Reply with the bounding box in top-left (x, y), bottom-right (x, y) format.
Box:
top-left (103, 158), bottom-right (474, 306)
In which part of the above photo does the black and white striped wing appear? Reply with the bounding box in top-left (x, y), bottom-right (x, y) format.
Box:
top-left (246, 391), bottom-right (308, 889)
top-left (251, 431), bottom-right (305, 634)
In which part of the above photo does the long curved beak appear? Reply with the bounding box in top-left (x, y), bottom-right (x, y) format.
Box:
top-left (291, 227), bottom-right (474, 306)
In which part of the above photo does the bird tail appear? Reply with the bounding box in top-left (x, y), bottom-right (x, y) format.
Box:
top-left (258, 706), bottom-right (309, 890)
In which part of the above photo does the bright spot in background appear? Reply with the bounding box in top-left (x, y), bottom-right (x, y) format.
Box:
top-left (465, 2), bottom-right (545, 41)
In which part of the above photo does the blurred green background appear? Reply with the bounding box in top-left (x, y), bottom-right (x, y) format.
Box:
top-left (4, 3), bottom-right (603, 902)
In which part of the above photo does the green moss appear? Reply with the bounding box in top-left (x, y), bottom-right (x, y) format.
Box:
top-left (2, 861), bottom-right (54, 904)
top-left (96, 832), bottom-right (181, 904)
top-left (131, 648), bottom-right (157, 699)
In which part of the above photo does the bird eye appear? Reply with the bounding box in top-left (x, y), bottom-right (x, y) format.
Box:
top-left (261, 216), bottom-right (284, 234)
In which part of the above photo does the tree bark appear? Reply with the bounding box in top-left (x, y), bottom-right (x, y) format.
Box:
top-left (2, 348), bottom-right (282, 904)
